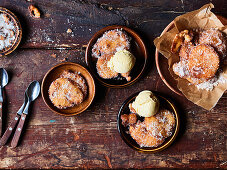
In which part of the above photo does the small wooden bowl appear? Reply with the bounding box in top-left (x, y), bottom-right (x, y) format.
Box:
top-left (0, 7), bottom-right (22, 57)
top-left (41, 62), bottom-right (95, 116)
top-left (85, 25), bottom-right (148, 88)
top-left (117, 91), bottom-right (180, 153)
top-left (155, 15), bottom-right (227, 96)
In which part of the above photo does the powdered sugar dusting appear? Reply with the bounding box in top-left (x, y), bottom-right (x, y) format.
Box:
top-left (128, 109), bottom-right (176, 148)
top-left (173, 60), bottom-right (190, 77)
top-left (0, 14), bottom-right (17, 51)
top-left (60, 70), bottom-right (88, 96)
top-left (48, 77), bottom-right (84, 109)
top-left (195, 74), bottom-right (227, 91)
top-left (172, 28), bottom-right (226, 90)
top-left (92, 29), bottom-right (131, 58)
top-left (198, 28), bottom-right (227, 60)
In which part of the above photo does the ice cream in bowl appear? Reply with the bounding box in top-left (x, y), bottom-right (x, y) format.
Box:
top-left (107, 50), bottom-right (136, 81)
top-left (130, 90), bottom-right (159, 117)
top-left (85, 25), bottom-right (148, 88)
top-left (117, 90), bottom-right (180, 153)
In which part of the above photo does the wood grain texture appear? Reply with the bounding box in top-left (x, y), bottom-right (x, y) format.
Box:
top-left (0, 0), bottom-right (226, 169)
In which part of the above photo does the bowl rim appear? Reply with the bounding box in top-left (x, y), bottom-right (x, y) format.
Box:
top-left (85, 25), bottom-right (148, 88)
top-left (0, 7), bottom-right (22, 57)
top-left (41, 62), bottom-right (96, 116)
top-left (117, 91), bottom-right (180, 153)
top-left (155, 20), bottom-right (183, 96)
top-left (155, 15), bottom-right (227, 96)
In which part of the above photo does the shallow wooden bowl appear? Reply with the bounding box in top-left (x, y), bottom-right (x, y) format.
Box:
top-left (117, 91), bottom-right (180, 153)
top-left (0, 7), bottom-right (22, 57)
top-left (85, 25), bottom-right (148, 88)
top-left (155, 15), bottom-right (227, 96)
top-left (41, 62), bottom-right (95, 116)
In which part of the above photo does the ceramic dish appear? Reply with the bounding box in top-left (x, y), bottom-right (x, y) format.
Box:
top-left (85, 25), bottom-right (148, 88)
top-left (117, 91), bottom-right (179, 153)
top-left (0, 7), bottom-right (22, 57)
top-left (155, 15), bottom-right (227, 96)
top-left (41, 62), bottom-right (95, 116)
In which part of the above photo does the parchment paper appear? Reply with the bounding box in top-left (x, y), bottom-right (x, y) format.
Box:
top-left (154, 3), bottom-right (227, 110)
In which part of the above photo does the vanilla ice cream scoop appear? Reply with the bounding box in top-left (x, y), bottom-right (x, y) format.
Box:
top-left (131, 90), bottom-right (159, 117)
top-left (107, 50), bottom-right (136, 73)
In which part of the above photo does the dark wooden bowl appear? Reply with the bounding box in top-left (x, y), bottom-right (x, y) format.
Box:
top-left (85, 25), bottom-right (148, 88)
top-left (117, 91), bottom-right (180, 153)
top-left (155, 15), bottom-right (227, 96)
top-left (0, 7), bottom-right (22, 57)
top-left (41, 62), bottom-right (95, 116)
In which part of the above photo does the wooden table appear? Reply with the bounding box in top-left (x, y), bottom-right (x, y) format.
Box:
top-left (0, 0), bottom-right (226, 169)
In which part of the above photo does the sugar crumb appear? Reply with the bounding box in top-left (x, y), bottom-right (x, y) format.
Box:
top-left (67, 28), bottom-right (72, 33)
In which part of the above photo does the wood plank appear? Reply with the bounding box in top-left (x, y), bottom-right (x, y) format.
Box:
top-left (0, 0), bottom-right (226, 48)
top-left (0, 0), bottom-right (226, 168)
top-left (0, 49), bottom-right (226, 168)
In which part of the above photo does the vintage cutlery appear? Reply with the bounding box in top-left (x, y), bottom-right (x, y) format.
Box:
top-left (0, 68), bottom-right (9, 136)
top-left (11, 81), bottom-right (40, 148)
top-left (0, 84), bottom-right (28, 146)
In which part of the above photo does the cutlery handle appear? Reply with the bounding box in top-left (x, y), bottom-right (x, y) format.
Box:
top-left (11, 114), bottom-right (27, 148)
top-left (0, 102), bottom-right (2, 136)
top-left (0, 114), bottom-right (20, 146)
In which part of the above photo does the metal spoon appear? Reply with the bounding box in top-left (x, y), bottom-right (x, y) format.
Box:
top-left (23, 81), bottom-right (40, 114)
top-left (0, 68), bottom-right (9, 136)
top-left (11, 81), bottom-right (40, 148)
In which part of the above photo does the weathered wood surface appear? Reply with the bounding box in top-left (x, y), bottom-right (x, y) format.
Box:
top-left (0, 0), bottom-right (226, 169)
